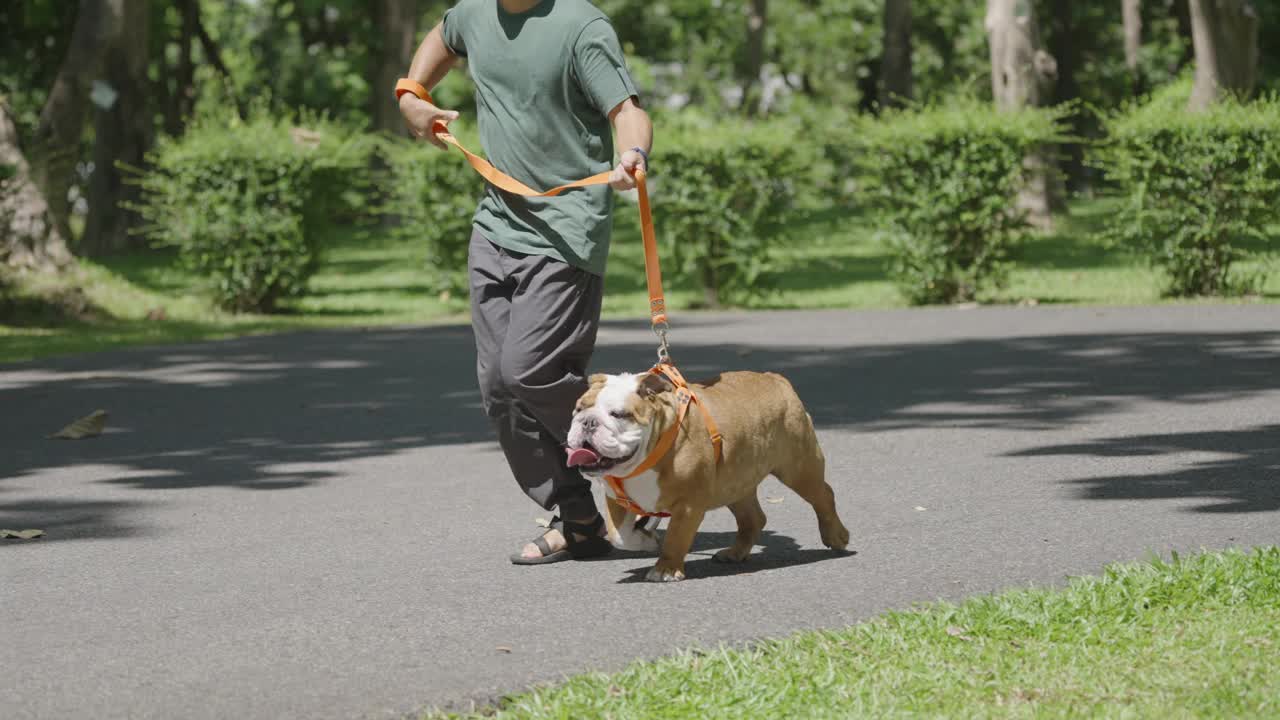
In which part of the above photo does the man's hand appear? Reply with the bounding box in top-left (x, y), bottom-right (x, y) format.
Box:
top-left (610, 149), bottom-right (647, 191)
top-left (400, 94), bottom-right (459, 150)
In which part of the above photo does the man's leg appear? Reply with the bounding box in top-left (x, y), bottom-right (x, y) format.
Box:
top-left (468, 230), bottom-right (514, 423)
top-left (497, 250), bottom-right (603, 525)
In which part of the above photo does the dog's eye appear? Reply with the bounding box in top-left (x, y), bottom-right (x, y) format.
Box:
top-left (609, 410), bottom-right (632, 420)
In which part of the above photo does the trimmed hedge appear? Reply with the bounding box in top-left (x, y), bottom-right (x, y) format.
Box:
top-left (651, 117), bottom-right (808, 307)
top-left (378, 134), bottom-right (478, 298)
top-left (1093, 88), bottom-right (1280, 297)
top-left (855, 101), bottom-right (1068, 305)
top-left (136, 113), bottom-right (372, 312)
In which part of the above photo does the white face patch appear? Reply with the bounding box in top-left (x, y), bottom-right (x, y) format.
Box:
top-left (566, 373), bottom-right (656, 479)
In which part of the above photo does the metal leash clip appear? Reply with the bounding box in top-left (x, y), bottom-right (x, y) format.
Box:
top-left (653, 320), bottom-right (671, 364)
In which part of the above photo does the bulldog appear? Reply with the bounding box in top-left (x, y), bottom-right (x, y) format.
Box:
top-left (566, 368), bottom-right (850, 582)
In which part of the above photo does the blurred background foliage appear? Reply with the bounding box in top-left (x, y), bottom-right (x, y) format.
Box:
top-left (1, 0), bottom-right (1277, 326)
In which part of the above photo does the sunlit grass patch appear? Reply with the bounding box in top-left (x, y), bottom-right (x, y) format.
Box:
top-left (429, 547), bottom-right (1280, 719)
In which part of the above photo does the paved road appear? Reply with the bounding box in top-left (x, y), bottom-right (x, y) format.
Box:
top-left (3, 305), bottom-right (1278, 719)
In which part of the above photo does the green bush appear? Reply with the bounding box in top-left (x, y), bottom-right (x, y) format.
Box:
top-left (136, 111), bottom-right (371, 312)
top-left (855, 101), bottom-right (1067, 304)
top-left (1093, 89), bottom-right (1280, 297)
top-left (377, 134), bottom-right (478, 298)
top-left (650, 117), bottom-right (807, 307)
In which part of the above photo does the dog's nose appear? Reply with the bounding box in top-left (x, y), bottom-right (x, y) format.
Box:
top-left (581, 415), bottom-right (599, 430)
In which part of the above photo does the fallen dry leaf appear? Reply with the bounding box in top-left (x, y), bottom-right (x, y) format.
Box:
top-left (765, 496), bottom-right (785, 504)
top-left (946, 626), bottom-right (973, 641)
top-left (48, 410), bottom-right (107, 440)
top-left (1, 529), bottom-right (45, 540)
top-left (495, 646), bottom-right (512, 654)
top-left (145, 307), bottom-right (167, 321)
top-left (914, 506), bottom-right (927, 512)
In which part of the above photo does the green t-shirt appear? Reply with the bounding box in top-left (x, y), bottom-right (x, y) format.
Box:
top-left (441, 0), bottom-right (638, 276)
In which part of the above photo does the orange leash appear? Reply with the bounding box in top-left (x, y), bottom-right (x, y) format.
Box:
top-left (432, 125), bottom-right (669, 337)
top-left (397, 79), bottom-right (669, 332)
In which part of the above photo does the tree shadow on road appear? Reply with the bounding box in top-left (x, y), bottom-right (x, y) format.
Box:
top-left (3, 321), bottom-right (1278, 541)
top-left (1008, 425), bottom-right (1280, 513)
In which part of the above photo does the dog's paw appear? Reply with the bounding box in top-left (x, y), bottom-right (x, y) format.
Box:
top-left (712, 547), bottom-right (750, 563)
top-left (645, 565), bottom-right (685, 582)
top-left (821, 521), bottom-right (851, 552)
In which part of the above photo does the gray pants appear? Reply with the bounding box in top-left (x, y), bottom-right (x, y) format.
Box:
top-left (468, 230), bottom-right (602, 522)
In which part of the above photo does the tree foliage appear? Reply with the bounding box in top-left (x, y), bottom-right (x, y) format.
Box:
top-left (2, 0), bottom-right (1277, 305)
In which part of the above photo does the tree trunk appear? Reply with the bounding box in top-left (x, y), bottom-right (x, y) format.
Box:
top-left (879, 0), bottom-right (913, 109)
top-left (1173, 0), bottom-right (1195, 69)
top-left (1049, 0), bottom-right (1085, 191)
top-left (1, 104), bottom-right (74, 272)
top-left (81, 0), bottom-right (150, 257)
top-left (370, 0), bottom-right (420, 135)
top-left (163, 0), bottom-right (197, 138)
top-left (1188, 0), bottom-right (1259, 110)
top-left (1123, 0), bottom-right (1144, 93)
top-left (29, 0), bottom-right (123, 242)
top-left (985, 0), bottom-right (1062, 228)
top-left (741, 0), bottom-right (768, 116)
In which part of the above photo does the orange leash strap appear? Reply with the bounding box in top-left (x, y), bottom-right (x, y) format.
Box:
top-left (632, 168), bottom-right (667, 329)
top-left (435, 129), bottom-right (614, 198)
top-left (429, 124), bottom-right (668, 336)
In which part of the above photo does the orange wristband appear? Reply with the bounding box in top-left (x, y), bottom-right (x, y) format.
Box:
top-left (395, 78), bottom-right (433, 104)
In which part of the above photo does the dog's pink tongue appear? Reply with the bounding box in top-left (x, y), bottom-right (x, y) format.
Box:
top-left (566, 447), bottom-right (600, 468)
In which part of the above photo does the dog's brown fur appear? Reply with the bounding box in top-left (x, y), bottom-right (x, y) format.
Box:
top-left (591, 370), bottom-right (850, 582)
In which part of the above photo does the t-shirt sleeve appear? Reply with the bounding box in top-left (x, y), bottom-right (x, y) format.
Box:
top-left (440, 2), bottom-right (470, 57)
top-left (572, 18), bottom-right (639, 116)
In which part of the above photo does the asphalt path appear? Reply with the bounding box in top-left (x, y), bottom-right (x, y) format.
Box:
top-left (3, 305), bottom-right (1278, 719)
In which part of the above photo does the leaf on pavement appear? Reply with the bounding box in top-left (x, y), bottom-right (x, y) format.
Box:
top-left (48, 410), bottom-right (107, 440)
top-left (495, 646), bottom-right (512, 654)
top-left (1, 529), bottom-right (45, 540)
top-left (914, 506), bottom-right (927, 512)
top-left (766, 496), bottom-right (785, 504)
top-left (534, 517), bottom-right (551, 528)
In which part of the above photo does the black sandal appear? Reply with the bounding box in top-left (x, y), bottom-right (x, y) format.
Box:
top-left (510, 515), bottom-right (613, 565)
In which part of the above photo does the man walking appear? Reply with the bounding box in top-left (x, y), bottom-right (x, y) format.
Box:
top-left (397, 0), bottom-right (652, 563)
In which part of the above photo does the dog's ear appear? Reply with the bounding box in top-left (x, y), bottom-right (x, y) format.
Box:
top-left (577, 374), bottom-right (610, 412)
top-left (638, 372), bottom-right (674, 399)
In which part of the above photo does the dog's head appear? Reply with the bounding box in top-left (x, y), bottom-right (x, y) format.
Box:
top-left (565, 372), bottom-right (677, 478)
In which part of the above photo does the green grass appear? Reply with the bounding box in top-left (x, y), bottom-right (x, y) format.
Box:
top-left (2, 197), bottom-right (1277, 363)
top-left (429, 547), bottom-right (1280, 719)
top-left (0, 229), bottom-right (468, 363)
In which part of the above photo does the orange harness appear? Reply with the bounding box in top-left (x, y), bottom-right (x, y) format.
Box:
top-left (398, 80), bottom-right (722, 516)
top-left (603, 362), bottom-right (723, 517)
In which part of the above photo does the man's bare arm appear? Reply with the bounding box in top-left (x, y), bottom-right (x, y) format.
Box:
top-left (400, 23), bottom-right (462, 148)
top-left (608, 97), bottom-right (653, 191)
